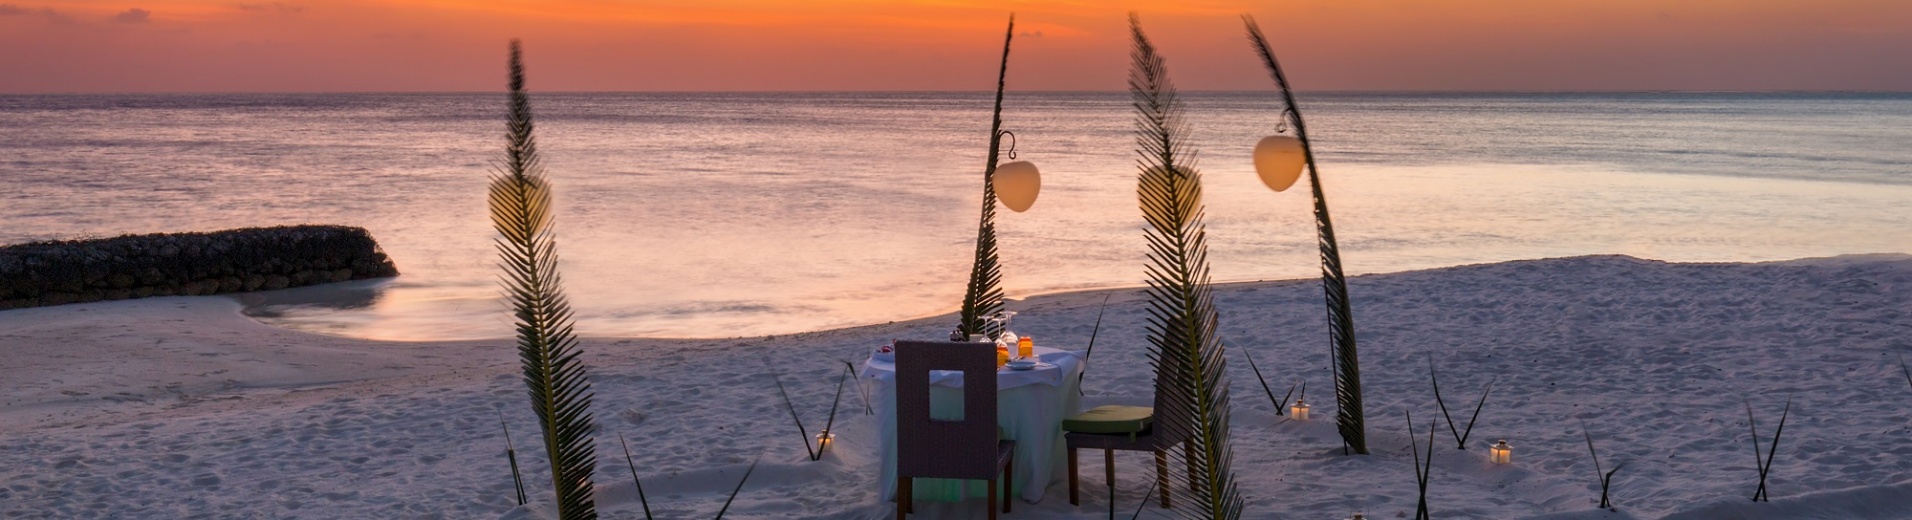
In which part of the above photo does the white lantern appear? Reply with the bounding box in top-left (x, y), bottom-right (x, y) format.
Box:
top-left (1252, 135), bottom-right (1305, 192)
top-left (993, 160), bottom-right (1041, 212)
top-left (816, 431), bottom-right (836, 454)
top-left (1289, 398), bottom-right (1310, 421)
top-left (1490, 439), bottom-right (1512, 464)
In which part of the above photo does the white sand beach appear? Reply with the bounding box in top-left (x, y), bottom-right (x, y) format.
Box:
top-left (3, 254), bottom-right (1910, 519)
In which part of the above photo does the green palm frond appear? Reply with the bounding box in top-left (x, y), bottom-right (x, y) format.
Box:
top-left (491, 40), bottom-right (599, 520)
top-left (1242, 16), bottom-right (1368, 454)
top-left (957, 15), bottom-right (1016, 338)
top-left (1129, 15), bottom-right (1245, 520)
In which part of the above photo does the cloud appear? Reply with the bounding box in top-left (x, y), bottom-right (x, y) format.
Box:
top-left (111, 7), bottom-right (150, 23)
top-left (0, 4), bottom-right (28, 16)
top-left (236, 3), bottom-right (302, 13)
top-left (1018, 31), bottom-right (1044, 38)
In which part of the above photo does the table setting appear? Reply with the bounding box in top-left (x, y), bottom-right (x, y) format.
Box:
top-left (861, 314), bottom-right (1087, 503)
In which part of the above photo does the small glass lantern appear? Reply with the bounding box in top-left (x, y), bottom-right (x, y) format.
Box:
top-left (1289, 398), bottom-right (1310, 421)
top-left (815, 431), bottom-right (836, 454)
top-left (1489, 439), bottom-right (1512, 464)
top-left (1346, 514), bottom-right (1366, 520)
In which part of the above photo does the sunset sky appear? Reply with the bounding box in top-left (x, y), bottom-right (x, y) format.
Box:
top-left (4, 0), bottom-right (1910, 93)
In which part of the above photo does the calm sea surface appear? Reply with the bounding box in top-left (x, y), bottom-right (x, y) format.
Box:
top-left (3, 92), bottom-right (1910, 340)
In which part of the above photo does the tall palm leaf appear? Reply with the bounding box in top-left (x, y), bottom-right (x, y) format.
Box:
top-left (491, 40), bottom-right (599, 520)
top-left (1242, 16), bottom-right (1368, 454)
top-left (957, 15), bottom-right (1016, 337)
top-left (1130, 15), bottom-right (1245, 519)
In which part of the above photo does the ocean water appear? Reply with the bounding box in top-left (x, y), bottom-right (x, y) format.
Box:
top-left (3, 92), bottom-right (1910, 340)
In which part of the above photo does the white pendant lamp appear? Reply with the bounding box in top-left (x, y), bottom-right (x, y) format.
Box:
top-left (1252, 135), bottom-right (1305, 192)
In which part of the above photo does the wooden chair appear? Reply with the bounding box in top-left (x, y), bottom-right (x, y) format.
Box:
top-left (1063, 369), bottom-right (1193, 509)
top-left (894, 340), bottom-right (1015, 520)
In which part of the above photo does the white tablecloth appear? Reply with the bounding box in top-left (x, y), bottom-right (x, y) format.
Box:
top-left (861, 346), bottom-right (1085, 503)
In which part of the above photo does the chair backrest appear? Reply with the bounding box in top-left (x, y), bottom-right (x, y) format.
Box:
top-left (894, 339), bottom-right (999, 480)
top-left (1149, 349), bottom-right (1195, 449)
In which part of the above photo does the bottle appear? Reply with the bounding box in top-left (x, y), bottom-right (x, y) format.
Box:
top-left (1017, 336), bottom-right (1033, 360)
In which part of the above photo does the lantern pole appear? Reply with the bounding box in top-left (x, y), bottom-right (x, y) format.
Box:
top-left (1244, 16), bottom-right (1367, 455)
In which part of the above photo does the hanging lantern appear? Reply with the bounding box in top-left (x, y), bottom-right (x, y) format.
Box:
top-left (993, 160), bottom-right (1041, 212)
top-left (1252, 135), bottom-right (1305, 192)
top-left (1290, 397), bottom-right (1310, 421)
top-left (1490, 440), bottom-right (1512, 464)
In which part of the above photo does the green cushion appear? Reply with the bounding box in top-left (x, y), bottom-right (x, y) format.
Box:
top-left (1063, 405), bottom-right (1154, 435)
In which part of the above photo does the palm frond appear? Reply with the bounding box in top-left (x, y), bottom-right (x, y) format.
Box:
top-left (1242, 16), bottom-right (1368, 454)
top-left (491, 39), bottom-right (598, 520)
top-left (1130, 14), bottom-right (1244, 520)
top-left (957, 15), bottom-right (1016, 337)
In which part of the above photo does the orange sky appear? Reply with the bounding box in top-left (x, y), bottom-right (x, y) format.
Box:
top-left (4, 0), bottom-right (1909, 92)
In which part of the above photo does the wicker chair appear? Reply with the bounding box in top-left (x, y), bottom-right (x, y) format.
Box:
top-left (1063, 370), bottom-right (1193, 509)
top-left (894, 340), bottom-right (1015, 520)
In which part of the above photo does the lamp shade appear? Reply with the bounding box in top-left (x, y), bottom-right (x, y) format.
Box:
top-left (1252, 135), bottom-right (1306, 192)
top-left (993, 160), bottom-right (1041, 212)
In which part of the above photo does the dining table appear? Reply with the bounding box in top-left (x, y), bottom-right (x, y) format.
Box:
top-left (861, 344), bottom-right (1086, 503)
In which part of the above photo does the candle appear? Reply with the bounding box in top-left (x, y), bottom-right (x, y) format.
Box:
top-left (1017, 336), bottom-right (1033, 359)
top-left (1290, 398), bottom-right (1310, 421)
top-left (816, 431), bottom-right (836, 454)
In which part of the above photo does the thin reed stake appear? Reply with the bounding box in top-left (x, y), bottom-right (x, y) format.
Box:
top-left (1243, 348), bottom-right (1285, 415)
top-left (1429, 354), bottom-right (1491, 449)
top-left (773, 374), bottom-right (816, 461)
top-left (499, 411), bottom-right (527, 506)
top-left (713, 455), bottom-right (761, 520)
top-left (843, 361), bottom-right (873, 415)
top-left (1459, 380), bottom-right (1493, 450)
top-left (1899, 354), bottom-right (1910, 391)
top-left (1407, 411), bottom-right (1433, 520)
top-left (618, 433), bottom-right (654, 520)
top-left (1580, 418), bottom-right (1621, 509)
top-left (815, 368), bottom-right (848, 460)
top-left (1080, 294), bottom-right (1111, 395)
top-left (1745, 395), bottom-right (1792, 502)
top-left (1744, 399), bottom-right (1765, 500)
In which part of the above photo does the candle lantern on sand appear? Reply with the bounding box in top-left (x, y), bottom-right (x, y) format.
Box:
top-left (815, 431), bottom-right (835, 454)
top-left (1490, 439), bottom-right (1513, 464)
top-left (1290, 398), bottom-right (1311, 421)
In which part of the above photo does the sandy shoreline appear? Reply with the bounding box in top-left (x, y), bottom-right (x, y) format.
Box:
top-left (3, 254), bottom-right (1911, 519)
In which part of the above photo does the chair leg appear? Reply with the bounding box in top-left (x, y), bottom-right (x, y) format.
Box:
top-left (1186, 441), bottom-right (1201, 493)
top-left (988, 477), bottom-right (999, 520)
top-left (1104, 449), bottom-right (1115, 488)
top-left (1156, 449), bottom-right (1171, 509)
top-left (1004, 455), bottom-right (1014, 513)
top-left (1068, 448), bottom-right (1080, 506)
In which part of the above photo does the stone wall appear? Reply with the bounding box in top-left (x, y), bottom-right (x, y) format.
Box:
top-left (0, 225), bottom-right (399, 310)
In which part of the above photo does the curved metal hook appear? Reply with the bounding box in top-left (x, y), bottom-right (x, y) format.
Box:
top-left (1275, 107), bottom-right (1297, 134)
top-left (998, 130), bottom-right (1018, 160)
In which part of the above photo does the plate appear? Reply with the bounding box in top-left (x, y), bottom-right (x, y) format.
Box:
top-left (1006, 360), bottom-right (1037, 370)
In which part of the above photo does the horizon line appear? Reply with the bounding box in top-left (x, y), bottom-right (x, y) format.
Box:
top-left (6, 89), bottom-right (1911, 96)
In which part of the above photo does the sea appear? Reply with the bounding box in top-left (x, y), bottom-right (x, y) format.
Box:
top-left (3, 92), bottom-right (1910, 340)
